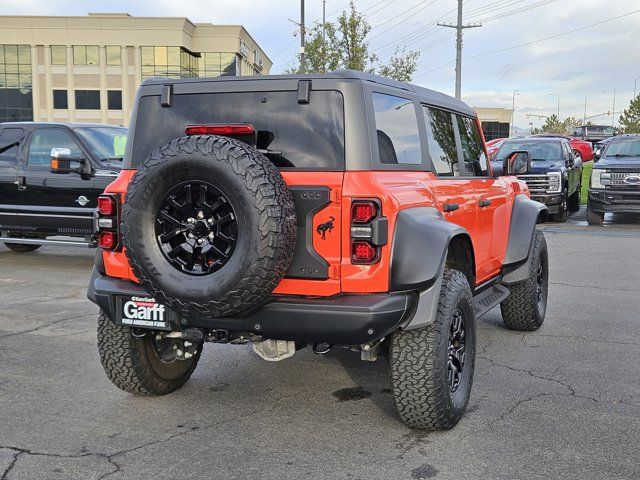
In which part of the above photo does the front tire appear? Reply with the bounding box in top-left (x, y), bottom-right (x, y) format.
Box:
top-left (97, 310), bottom-right (201, 395)
top-left (586, 200), bottom-right (604, 225)
top-left (500, 230), bottom-right (548, 331)
top-left (552, 190), bottom-right (568, 223)
top-left (390, 269), bottom-right (476, 430)
top-left (4, 242), bottom-right (41, 253)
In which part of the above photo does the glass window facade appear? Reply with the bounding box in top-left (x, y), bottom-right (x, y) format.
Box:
top-left (141, 47), bottom-right (237, 80)
top-left (107, 90), bottom-right (122, 110)
top-left (199, 52), bottom-right (237, 77)
top-left (106, 46), bottom-right (121, 66)
top-left (141, 46), bottom-right (199, 79)
top-left (75, 90), bottom-right (100, 109)
top-left (53, 90), bottom-right (68, 109)
top-left (51, 45), bottom-right (67, 65)
top-left (73, 45), bottom-right (99, 65)
top-left (0, 45), bottom-right (33, 122)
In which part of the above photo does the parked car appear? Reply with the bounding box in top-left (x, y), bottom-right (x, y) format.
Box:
top-left (587, 134), bottom-right (640, 225)
top-left (0, 122), bottom-right (127, 252)
top-left (532, 133), bottom-right (594, 162)
top-left (486, 137), bottom-right (506, 159)
top-left (493, 137), bottom-right (582, 222)
top-left (573, 125), bottom-right (618, 146)
top-left (593, 136), bottom-right (615, 161)
top-left (87, 70), bottom-right (549, 431)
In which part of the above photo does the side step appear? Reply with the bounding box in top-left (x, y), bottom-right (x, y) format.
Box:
top-left (473, 283), bottom-right (510, 318)
top-left (0, 236), bottom-right (94, 248)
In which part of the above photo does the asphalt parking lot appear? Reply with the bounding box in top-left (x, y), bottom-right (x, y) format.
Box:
top-left (1, 208), bottom-right (639, 480)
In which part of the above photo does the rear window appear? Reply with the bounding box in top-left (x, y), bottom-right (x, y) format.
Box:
top-left (129, 90), bottom-right (345, 170)
top-left (372, 93), bottom-right (421, 165)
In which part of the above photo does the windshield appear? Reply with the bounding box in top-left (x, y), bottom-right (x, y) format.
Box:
top-left (495, 141), bottom-right (562, 162)
top-left (586, 126), bottom-right (615, 136)
top-left (604, 138), bottom-right (640, 157)
top-left (75, 126), bottom-right (128, 161)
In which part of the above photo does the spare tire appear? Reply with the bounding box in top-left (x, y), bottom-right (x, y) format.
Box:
top-left (122, 135), bottom-right (296, 318)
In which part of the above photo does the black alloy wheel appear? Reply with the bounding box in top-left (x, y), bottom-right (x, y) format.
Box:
top-left (447, 308), bottom-right (466, 393)
top-left (155, 181), bottom-right (238, 276)
top-left (535, 257), bottom-right (548, 317)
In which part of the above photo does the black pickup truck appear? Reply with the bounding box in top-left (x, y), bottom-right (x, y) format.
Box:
top-left (0, 122), bottom-right (127, 252)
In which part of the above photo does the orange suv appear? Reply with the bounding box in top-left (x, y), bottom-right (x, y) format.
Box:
top-left (88, 71), bottom-right (549, 430)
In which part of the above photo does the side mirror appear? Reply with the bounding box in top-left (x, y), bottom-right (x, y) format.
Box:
top-left (503, 150), bottom-right (531, 176)
top-left (50, 148), bottom-right (91, 176)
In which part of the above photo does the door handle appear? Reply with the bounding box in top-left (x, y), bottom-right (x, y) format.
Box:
top-left (14, 176), bottom-right (26, 191)
top-left (443, 203), bottom-right (459, 212)
top-left (478, 199), bottom-right (492, 207)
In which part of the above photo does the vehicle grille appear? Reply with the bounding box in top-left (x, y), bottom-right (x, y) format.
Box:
top-left (516, 175), bottom-right (550, 194)
top-left (609, 172), bottom-right (640, 191)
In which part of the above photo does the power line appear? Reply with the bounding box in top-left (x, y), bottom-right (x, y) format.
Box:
top-left (368, 0), bottom-right (441, 41)
top-left (415, 8), bottom-right (640, 79)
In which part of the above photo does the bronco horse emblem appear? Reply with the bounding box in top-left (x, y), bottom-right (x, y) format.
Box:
top-left (316, 216), bottom-right (335, 240)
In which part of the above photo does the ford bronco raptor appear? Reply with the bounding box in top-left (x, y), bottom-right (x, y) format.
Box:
top-left (87, 71), bottom-right (549, 430)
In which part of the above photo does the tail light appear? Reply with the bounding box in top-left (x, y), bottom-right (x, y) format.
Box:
top-left (185, 124), bottom-right (255, 135)
top-left (350, 200), bottom-right (388, 265)
top-left (95, 194), bottom-right (121, 251)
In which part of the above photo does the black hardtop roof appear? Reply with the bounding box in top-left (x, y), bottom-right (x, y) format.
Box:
top-left (0, 121), bottom-right (127, 129)
top-left (141, 69), bottom-right (476, 117)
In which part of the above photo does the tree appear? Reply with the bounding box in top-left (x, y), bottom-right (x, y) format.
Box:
top-left (290, 2), bottom-right (420, 82)
top-left (618, 94), bottom-right (640, 133)
top-left (530, 115), bottom-right (580, 136)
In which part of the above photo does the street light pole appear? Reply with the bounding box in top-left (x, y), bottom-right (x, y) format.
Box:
top-left (548, 93), bottom-right (560, 119)
top-left (634, 75), bottom-right (640, 98)
top-left (510, 89), bottom-right (519, 137)
top-left (583, 90), bottom-right (607, 125)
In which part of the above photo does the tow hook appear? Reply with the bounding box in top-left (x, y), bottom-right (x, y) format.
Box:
top-left (360, 337), bottom-right (385, 362)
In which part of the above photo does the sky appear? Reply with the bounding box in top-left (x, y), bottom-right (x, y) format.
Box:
top-left (3, 0), bottom-right (639, 130)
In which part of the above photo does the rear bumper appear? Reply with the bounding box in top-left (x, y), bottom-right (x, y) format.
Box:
top-left (88, 269), bottom-right (417, 345)
top-left (589, 190), bottom-right (640, 213)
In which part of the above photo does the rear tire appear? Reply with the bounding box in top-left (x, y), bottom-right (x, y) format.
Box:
top-left (4, 242), bottom-right (41, 253)
top-left (586, 200), bottom-right (604, 225)
top-left (500, 230), bottom-right (548, 331)
top-left (97, 310), bottom-right (200, 395)
top-left (567, 186), bottom-right (580, 212)
top-left (390, 269), bottom-right (476, 430)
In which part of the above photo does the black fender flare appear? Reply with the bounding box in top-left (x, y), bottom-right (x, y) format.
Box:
top-left (502, 194), bottom-right (547, 284)
top-left (389, 206), bottom-right (471, 292)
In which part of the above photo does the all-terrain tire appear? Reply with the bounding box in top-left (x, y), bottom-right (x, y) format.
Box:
top-left (586, 200), bottom-right (604, 225)
top-left (500, 229), bottom-right (548, 331)
top-left (97, 310), bottom-right (200, 395)
top-left (567, 186), bottom-right (580, 212)
top-left (3, 242), bottom-right (41, 253)
top-left (552, 190), bottom-right (568, 222)
top-left (122, 135), bottom-right (297, 318)
top-left (390, 269), bottom-right (476, 430)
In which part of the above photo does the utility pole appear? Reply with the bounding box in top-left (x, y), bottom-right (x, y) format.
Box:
top-left (300, 0), bottom-right (306, 73)
top-left (322, 0), bottom-right (326, 73)
top-left (438, 0), bottom-right (481, 100)
top-left (548, 93), bottom-right (560, 120)
top-left (612, 88), bottom-right (616, 127)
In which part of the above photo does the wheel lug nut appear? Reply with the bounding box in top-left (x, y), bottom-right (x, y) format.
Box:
top-left (188, 233), bottom-right (194, 239)
top-left (187, 218), bottom-right (195, 224)
top-left (197, 211), bottom-right (204, 219)
top-left (208, 232), bottom-right (214, 239)
top-left (197, 238), bottom-right (204, 245)
top-left (207, 218), bottom-right (214, 225)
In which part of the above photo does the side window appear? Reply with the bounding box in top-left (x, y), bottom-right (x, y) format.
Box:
top-left (423, 106), bottom-right (460, 176)
top-left (456, 115), bottom-right (488, 177)
top-left (372, 93), bottom-right (421, 165)
top-left (0, 128), bottom-right (24, 166)
top-left (27, 129), bottom-right (83, 167)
